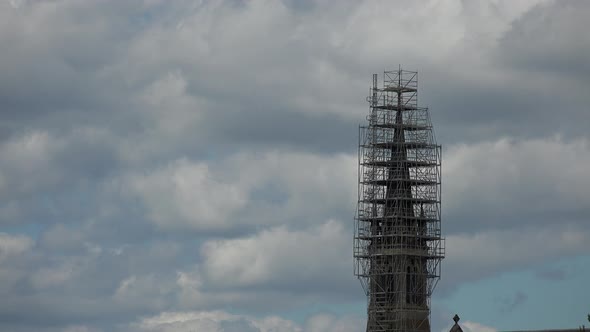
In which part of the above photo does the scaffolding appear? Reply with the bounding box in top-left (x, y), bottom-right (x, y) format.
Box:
top-left (354, 68), bottom-right (444, 332)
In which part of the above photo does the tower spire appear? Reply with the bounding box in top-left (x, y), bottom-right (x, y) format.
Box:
top-left (355, 68), bottom-right (444, 332)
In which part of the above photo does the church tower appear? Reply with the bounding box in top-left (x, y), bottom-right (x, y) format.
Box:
top-left (354, 68), bottom-right (444, 332)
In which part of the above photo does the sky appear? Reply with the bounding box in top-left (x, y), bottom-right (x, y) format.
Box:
top-left (0, 0), bottom-right (589, 331)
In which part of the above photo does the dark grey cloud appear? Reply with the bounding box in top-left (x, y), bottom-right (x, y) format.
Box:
top-left (0, 1), bottom-right (139, 117)
top-left (0, 0), bottom-right (589, 331)
top-left (497, 0), bottom-right (590, 79)
top-left (201, 107), bottom-right (358, 154)
top-left (534, 267), bottom-right (567, 281)
top-left (496, 291), bottom-right (528, 314)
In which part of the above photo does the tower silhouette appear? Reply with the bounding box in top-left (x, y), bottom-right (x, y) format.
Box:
top-left (354, 68), bottom-right (444, 332)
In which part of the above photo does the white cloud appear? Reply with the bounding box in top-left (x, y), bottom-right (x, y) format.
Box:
top-left (122, 150), bottom-right (356, 231)
top-left (8, 0), bottom-right (26, 10)
top-left (120, 71), bottom-right (207, 164)
top-left (0, 233), bottom-right (33, 260)
top-left (440, 320), bottom-right (497, 332)
top-left (131, 310), bottom-right (363, 332)
top-left (132, 310), bottom-right (299, 332)
top-left (0, 127), bottom-right (118, 224)
top-left (201, 219), bottom-right (350, 287)
top-left (223, 151), bottom-right (357, 225)
top-left (444, 136), bottom-right (590, 230)
top-left (461, 321), bottom-right (498, 332)
top-left (0, 131), bottom-right (64, 198)
top-left (62, 326), bottom-right (103, 332)
top-left (304, 313), bottom-right (365, 332)
top-left (31, 260), bottom-right (78, 289)
top-left (124, 158), bottom-right (248, 231)
top-left (114, 0), bottom-right (553, 121)
top-left (112, 273), bottom-right (182, 312)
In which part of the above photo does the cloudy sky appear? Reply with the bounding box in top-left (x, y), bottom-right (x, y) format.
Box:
top-left (1, 0), bottom-right (589, 331)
